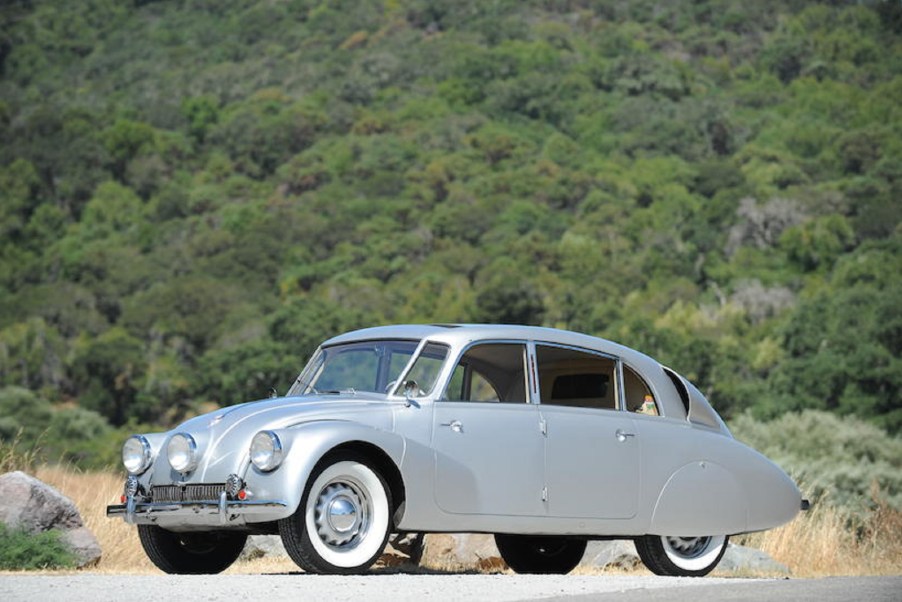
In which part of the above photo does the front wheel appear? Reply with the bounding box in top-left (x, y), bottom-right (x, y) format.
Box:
top-left (279, 456), bottom-right (392, 574)
top-left (494, 534), bottom-right (587, 574)
top-left (635, 534), bottom-right (729, 577)
top-left (137, 525), bottom-right (247, 574)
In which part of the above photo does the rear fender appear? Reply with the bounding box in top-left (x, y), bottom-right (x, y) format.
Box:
top-left (649, 461), bottom-right (747, 536)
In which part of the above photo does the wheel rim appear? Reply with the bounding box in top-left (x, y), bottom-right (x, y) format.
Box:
top-left (529, 538), bottom-right (568, 557)
top-left (660, 534), bottom-right (727, 572)
top-left (302, 460), bottom-right (390, 569)
top-left (663, 536), bottom-right (711, 559)
top-left (178, 533), bottom-right (218, 555)
top-left (313, 479), bottom-right (371, 550)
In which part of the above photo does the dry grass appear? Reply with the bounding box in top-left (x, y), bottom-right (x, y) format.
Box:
top-left (34, 465), bottom-right (157, 573)
top-left (10, 465), bottom-right (902, 577)
top-left (736, 495), bottom-right (902, 577)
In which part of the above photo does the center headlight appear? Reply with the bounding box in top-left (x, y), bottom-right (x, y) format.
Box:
top-left (250, 431), bottom-right (283, 471)
top-left (122, 435), bottom-right (153, 475)
top-left (167, 433), bottom-right (198, 473)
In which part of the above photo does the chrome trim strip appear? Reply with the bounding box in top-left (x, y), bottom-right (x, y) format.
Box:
top-left (218, 491), bottom-right (228, 524)
top-left (107, 498), bottom-right (289, 521)
top-left (126, 494), bottom-right (136, 525)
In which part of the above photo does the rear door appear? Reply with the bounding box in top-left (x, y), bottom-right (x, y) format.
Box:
top-left (536, 344), bottom-right (640, 519)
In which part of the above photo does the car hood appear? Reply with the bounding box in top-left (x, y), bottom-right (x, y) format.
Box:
top-left (152, 394), bottom-right (397, 483)
top-left (178, 393), bottom-right (396, 434)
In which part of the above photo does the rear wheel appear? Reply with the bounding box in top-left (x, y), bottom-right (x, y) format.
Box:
top-left (635, 534), bottom-right (728, 577)
top-left (279, 455), bottom-right (392, 574)
top-left (137, 525), bottom-right (246, 574)
top-left (494, 534), bottom-right (586, 574)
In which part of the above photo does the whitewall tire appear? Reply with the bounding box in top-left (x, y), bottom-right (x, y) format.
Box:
top-left (279, 456), bottom-right (392, 574)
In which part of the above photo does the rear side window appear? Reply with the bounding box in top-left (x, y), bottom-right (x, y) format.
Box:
top-left (623, 364), bottom-right (659, 416)
top-left (536, 345), bottom-right (617, 410)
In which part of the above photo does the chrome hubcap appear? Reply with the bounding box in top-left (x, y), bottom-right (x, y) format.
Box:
top-left (327, 497), bottom-right (357, 533)
top-left (664, 536), bottom-right (711, 558)
top-left (314, 481), bottom-right (369, 548)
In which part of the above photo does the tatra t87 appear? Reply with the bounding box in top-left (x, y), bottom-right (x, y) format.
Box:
top-left (107, 324), bottom-right (806, 576)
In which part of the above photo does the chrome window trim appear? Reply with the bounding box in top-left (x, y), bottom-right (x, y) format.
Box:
top-left (435, 339), bottom-right (532, 404)
top-left (532, 341), bottom-right (622, 410)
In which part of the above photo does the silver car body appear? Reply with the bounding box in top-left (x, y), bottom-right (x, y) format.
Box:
top-left (108, 324), bottom-right (802, 540)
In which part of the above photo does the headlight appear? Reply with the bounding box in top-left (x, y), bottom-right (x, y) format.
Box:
top-left (250, 431), bottom-right (283, 472)
top-left (167, 433), bottom-right (198, 473)
top-left (122, 435), bottom-right (153, 475)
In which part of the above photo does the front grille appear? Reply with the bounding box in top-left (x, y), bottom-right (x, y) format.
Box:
top-left (151, 483), bottom-right (226, 503)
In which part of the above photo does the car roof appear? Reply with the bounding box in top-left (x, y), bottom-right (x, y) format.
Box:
top-left (323, 324), bottom-right (659, 370)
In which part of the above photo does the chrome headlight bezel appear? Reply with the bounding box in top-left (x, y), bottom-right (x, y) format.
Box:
top-left (250, 430), bottom-right (283, 472)
top-left (167, 432), bottom-right (198, 473)
top-left (122, 435), bottom-right (153, 475)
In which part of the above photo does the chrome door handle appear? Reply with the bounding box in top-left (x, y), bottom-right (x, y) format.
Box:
top-left (615, 429), bottom-right (635, 442)
top-left (441, 420), bottom-right (464, 433)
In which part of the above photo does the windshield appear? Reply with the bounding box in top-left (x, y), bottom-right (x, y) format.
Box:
top-left (287, 339), bottom-right (442, 396)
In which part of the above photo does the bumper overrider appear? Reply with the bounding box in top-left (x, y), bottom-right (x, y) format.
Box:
top-left (106, 475), bottom-right (288, 526)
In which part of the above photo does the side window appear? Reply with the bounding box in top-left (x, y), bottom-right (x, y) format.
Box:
top-left (536, 345), bottom-right (617, 410)
top-left (400, 343), bottom-right (450, 398)
top-left (442, 343), bottom-right (527, 403)
top-left (624, 364), bottom-right (659, 416)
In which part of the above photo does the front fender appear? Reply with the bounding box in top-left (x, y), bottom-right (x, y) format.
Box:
top-left (241, 420), bottom-right (406, 522)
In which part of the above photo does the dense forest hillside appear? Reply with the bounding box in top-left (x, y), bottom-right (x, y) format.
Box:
top-left (0, 0), bottom-right (900, 478)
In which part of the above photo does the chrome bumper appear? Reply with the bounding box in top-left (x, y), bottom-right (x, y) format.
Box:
top-left (106, 491), bottom-right (288, 525)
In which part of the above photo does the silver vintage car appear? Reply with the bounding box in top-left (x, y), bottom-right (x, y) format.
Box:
top-left (107, 324), bottom-right (805, 576)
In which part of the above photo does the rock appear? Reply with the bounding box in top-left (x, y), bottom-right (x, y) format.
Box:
top-left (580, 540), bottom-right (642, 570)
top-left (238, 533), bottom-right (427, 566)
top-left (62, 527), bottom-right (104, 568)
top-left (0, 471), bottom-right (102, 568)
top-left (717, 543), bottom-right (791, 575)
top-left (420, 533), bottom-right (503, 571)
top-left (239, 534), bottom-right (288, 560)
top-left (386, 532), bottom-right (425, 564)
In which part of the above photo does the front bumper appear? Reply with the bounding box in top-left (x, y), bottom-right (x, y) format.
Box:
top-left (107, 492), bottom-right (288, 526)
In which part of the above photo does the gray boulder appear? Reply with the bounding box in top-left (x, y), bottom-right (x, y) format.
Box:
top-left (239, 534), bottom-right (289, 561)
top-left (0, 471), bottom-right (102, 568)
top-left (420, 533), bottom-right (503, 570)
top-left (580, 540), bottom-right (642, 570)
top-left (717, 543), bottom-right (791, 575)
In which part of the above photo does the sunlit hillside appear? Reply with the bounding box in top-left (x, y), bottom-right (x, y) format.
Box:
top-left (1, 0), bottom-right (900, 518)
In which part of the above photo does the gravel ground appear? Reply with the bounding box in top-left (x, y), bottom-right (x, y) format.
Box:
top-left (2, 574), bottom-right (899, 601)
top-left (0, 574), bottom-right (760, 601)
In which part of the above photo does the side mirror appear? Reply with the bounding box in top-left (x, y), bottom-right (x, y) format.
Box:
top-left (403, 380), bottom-right (420, 408)
top-left (269, 387), bottom-right (279, 399)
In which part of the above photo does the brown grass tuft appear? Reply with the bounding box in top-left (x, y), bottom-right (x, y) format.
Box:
top-left (34, 465), bottom-right (156, 573)
top-left (735, 494), bottom-right (902, 577)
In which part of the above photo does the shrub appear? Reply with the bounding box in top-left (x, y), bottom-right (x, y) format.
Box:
top-left (730, 410), bottom-right (902, 515)
top-left (0, 523), bottom-right (77, 570)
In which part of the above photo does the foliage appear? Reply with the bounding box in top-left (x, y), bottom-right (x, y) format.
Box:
top-left (0, 523), bottom-right (77, 570)
top-left (730, 410), bottom-right (902, 514)
top-left (0, 387), bottom-right (120, 469)
top-left (0, 0), bottom-right (900, 466)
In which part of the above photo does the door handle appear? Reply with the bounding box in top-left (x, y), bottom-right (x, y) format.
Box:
top-left (615, 429), bottom-right (635, 442)
top-left (441, 420), bottom-right (464, 433)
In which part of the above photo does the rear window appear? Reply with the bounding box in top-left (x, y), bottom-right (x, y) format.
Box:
top-left (551, 373), bottom-right (609, 400)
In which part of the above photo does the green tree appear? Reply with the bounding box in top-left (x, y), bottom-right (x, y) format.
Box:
top-left (70, 328), bottom-right (146, 426)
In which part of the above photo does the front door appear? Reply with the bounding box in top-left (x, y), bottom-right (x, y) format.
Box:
top-left (432, 342), bottom-right (545, 516)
